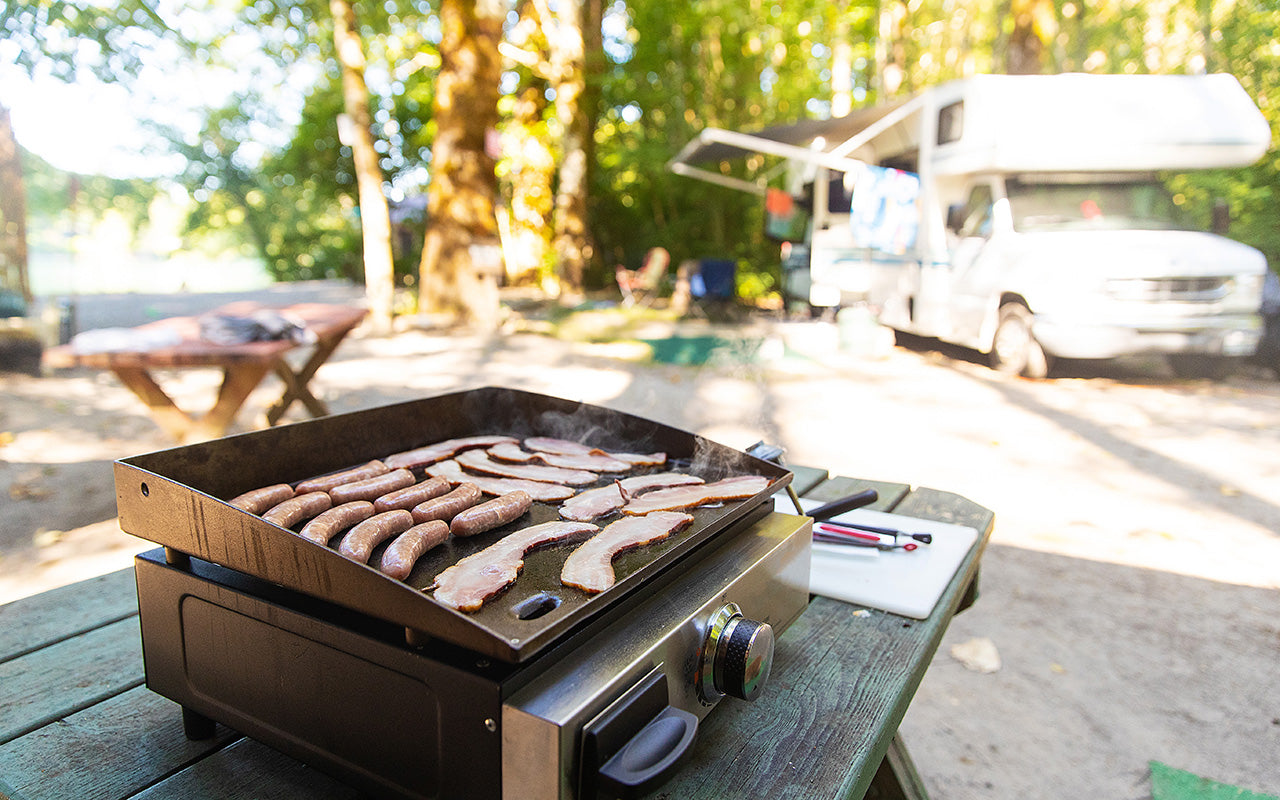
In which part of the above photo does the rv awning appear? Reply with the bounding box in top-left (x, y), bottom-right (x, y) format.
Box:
top-left (668, 99), bottom-right (915, 194)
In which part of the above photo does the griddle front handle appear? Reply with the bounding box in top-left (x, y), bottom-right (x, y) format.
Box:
top-left (596, 706), bottom-right (699, 799)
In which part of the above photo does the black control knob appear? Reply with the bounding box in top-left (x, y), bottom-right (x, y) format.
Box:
top-left (716, 616), bottom-right (774, 701)
top-left (700, 603), bottom-right (775, 703)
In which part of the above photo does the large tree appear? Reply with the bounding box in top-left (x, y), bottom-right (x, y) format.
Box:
top-left (418, 0), bottom-right (504, 329)
top-left (331, 0), bottom-right (395, 334)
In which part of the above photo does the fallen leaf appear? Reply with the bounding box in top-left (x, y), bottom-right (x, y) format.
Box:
top-left (950, 637), bottom-right (1001, 673)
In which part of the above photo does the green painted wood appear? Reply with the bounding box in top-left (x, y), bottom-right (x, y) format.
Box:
top-left (0, 617), bottom-right (144, 745)
top-left (0, 477), bottom-right (994, 800)
top-left (893, 486), bottom-right (997, 534)
top-left (788, 464), bottom-right (830, 496)
top-left (803, 475), bottom-right (911, 511)
top-left (0, 686), bottom-right (238, 800)
top-left (661, 481), bottom-right (992, 800)
top-left (130, 738), bottom-right (362, 800)
top-left (0, 569), bottom-right (138, 663)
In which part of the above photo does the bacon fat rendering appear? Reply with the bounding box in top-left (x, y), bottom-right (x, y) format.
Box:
top-left (432, 521), bottom-right (599, 612)
top-left (560, 512), bottom-right (694, 593)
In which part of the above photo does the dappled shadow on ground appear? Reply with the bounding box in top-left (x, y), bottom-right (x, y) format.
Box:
top-left (903, 542), bottom-right (1280, 800)
top-left (890, 328), bottom-right (1280, 386)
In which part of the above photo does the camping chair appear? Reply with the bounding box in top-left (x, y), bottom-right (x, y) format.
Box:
top-left (616, 247), bottom-right (671, 307)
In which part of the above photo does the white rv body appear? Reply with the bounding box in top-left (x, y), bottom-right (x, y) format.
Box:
top-left (671, 73), bottom-right (1272, 376)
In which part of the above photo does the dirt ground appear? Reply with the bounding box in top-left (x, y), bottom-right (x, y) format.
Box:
top-left (2, 287), bottom-right (1278, 799)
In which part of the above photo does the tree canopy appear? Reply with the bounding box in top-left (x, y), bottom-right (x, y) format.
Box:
top-left (5, 0), bottom-right (1278, 313)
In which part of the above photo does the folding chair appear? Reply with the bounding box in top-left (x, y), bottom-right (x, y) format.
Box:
top-left (615, 247), bottom-right (671, 307)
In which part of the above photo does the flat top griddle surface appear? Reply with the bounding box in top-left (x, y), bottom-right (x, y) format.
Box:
top-left (115, 387), bottom-right (790, 662)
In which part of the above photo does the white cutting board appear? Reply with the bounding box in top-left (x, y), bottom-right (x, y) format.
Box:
top-left (776, 497), bottom-right (979, 619)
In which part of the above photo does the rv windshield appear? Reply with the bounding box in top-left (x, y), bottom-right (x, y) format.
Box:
top-left (1006, 179), bottom-right (1195, 233)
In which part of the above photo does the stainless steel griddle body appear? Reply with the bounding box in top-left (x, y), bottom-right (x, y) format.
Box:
top-left (123, 388), bottom-right (812, 799)
top-left (134, 509), bottom-right (811, 800)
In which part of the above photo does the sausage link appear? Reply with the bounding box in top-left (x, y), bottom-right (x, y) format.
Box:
top-left (228, 484), bottom-right (294, 515)
top-left (379, 521), bottom-right (450, 581)
top-left (449, 491), bottom-right (533, 537)
top-left (373, 476), bottom-right (451, 513)
top-left (295, 460), bottom-right (389, 495)
top-left (338, 509), bottom-right (415, 563)
top-left (329, 468), bottom-right (415, 505)
top-left (411, 483), bottom-right (484, 524)
top-left (261, 491), bottom-right (333, 528)
top-left (298, 501), bottom-right (376, 545)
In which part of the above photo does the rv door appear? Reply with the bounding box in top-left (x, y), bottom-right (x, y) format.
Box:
top-left (937, 180), bottom-right (1005, 343)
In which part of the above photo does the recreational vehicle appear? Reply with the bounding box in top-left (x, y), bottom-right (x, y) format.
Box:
top-left (671, 73), bottom-right (1272, 378)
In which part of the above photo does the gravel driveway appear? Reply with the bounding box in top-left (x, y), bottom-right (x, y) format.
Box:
top-left (2, 291), bottom-right (1277, 799)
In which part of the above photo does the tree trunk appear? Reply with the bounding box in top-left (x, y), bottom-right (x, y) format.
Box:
top-left (0, 103), bottom-right (31, 304)
top-left (548, 0), bottom-right (600, 298)
top-left (1005, 0), bottom-right (1052, 75)
top-left (418, 0), bottom-right (504, 330)
top-left (331, 0), bottom-right (396, 335)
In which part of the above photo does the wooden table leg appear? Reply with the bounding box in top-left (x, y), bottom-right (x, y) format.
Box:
top-left (112, 366), bottom-right (197, 442)
top-left (193, 362), bottom-right (272, 441)
top-left (264, 331), bottom-right (347, 425)
top-left (867, 734), bottom-right (931, 800)
top-left (113, 363), bottom-right (271, 443)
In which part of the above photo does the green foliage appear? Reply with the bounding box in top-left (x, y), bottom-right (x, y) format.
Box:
top-left (591, 0), bottom-right (872, 294)
top-left (153, 0), bottom-right (439, 284)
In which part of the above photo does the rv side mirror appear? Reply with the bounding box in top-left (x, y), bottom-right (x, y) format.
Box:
top-left (1212, 199), bottom-right (1230, 235)
top-left (946, 203), bottom-right (966, 233)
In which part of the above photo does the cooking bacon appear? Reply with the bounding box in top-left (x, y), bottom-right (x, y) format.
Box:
top-left (456, 449), bottom-right (598, 486)
top-left (384, 435), bottom-right (519, 470)
top-left (426, 459), bottom-right (577, 502)
top-left (559, 472), bottom-right (705, 522)
top-left (488, 442), bottom-right (632, 473)
top-left (560, 512), bottom-right (694, 593)
top-left (620, 475), bottom-right (771, 515)
top-left (523, 437), bottom-right (666, 467)
top-left (432, 521), bottom-right (599, 612)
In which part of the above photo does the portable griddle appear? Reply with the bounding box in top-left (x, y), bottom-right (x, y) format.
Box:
top-left (122, 387), bottom-right (812, 799)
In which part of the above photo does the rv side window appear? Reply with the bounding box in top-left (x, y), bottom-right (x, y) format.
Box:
top-left (828, 174), bottom-right (853, 214)
top-left (938, 101), bottom-right (964, 144)
top-left (958, 185), bottom-right (994, 238)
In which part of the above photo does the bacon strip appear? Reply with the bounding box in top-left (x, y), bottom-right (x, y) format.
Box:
top-left (620, 475), bottom-right (771, 515)
top-left (523, 437), bottom-right (666, 467)
top-left (426, 459), bottom-right (577, 502)
top-left (488, 442), bottom-right (632, 473)
top-left (559, 472), bottom-right (705, 522)
top-left (561, 512), bottom-right (694, 593)
top-left (456, 449), bottom-right (598, 486)
top-left (432, 521), bottom-right (599, 612)
top-left (384, 435), bottom-right (519, 470)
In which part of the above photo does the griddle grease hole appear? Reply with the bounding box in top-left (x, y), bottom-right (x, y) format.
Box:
top-left (510, 592), bottom-right (562, 620)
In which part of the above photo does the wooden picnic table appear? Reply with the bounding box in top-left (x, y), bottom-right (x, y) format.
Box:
top-left (0, 468), bottom-right (992, 800)
top-left (42, 302), bottom-right (367, 443)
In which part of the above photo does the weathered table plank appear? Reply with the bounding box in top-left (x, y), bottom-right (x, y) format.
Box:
top-left (0, 685), bottom-right (238, 800)
top-left (0, 569), bottom-right (138, 662)
top-left (0, 618), bottom-right (144, 745)
top-left (130, 738), bottom-right (362, 800)
top-left (0, 475), bottom-right (992, 800)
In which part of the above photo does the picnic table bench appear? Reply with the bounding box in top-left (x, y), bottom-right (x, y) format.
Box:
top-left (0, 467), bottom-right (992, 799)
top-left (43, 303), bottom-right (367, 443)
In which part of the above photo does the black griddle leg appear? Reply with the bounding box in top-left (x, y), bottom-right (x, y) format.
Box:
top-left (182, 706), bottom-right (217, 740)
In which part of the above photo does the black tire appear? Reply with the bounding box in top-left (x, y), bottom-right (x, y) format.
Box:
top-left (990, 304), bottom-right (1052, 379)
top-left (1167, 354), bottom-right (1240, 381)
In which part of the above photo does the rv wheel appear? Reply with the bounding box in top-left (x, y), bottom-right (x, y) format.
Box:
top-left (990, 304), bottom-right (1051, 379)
